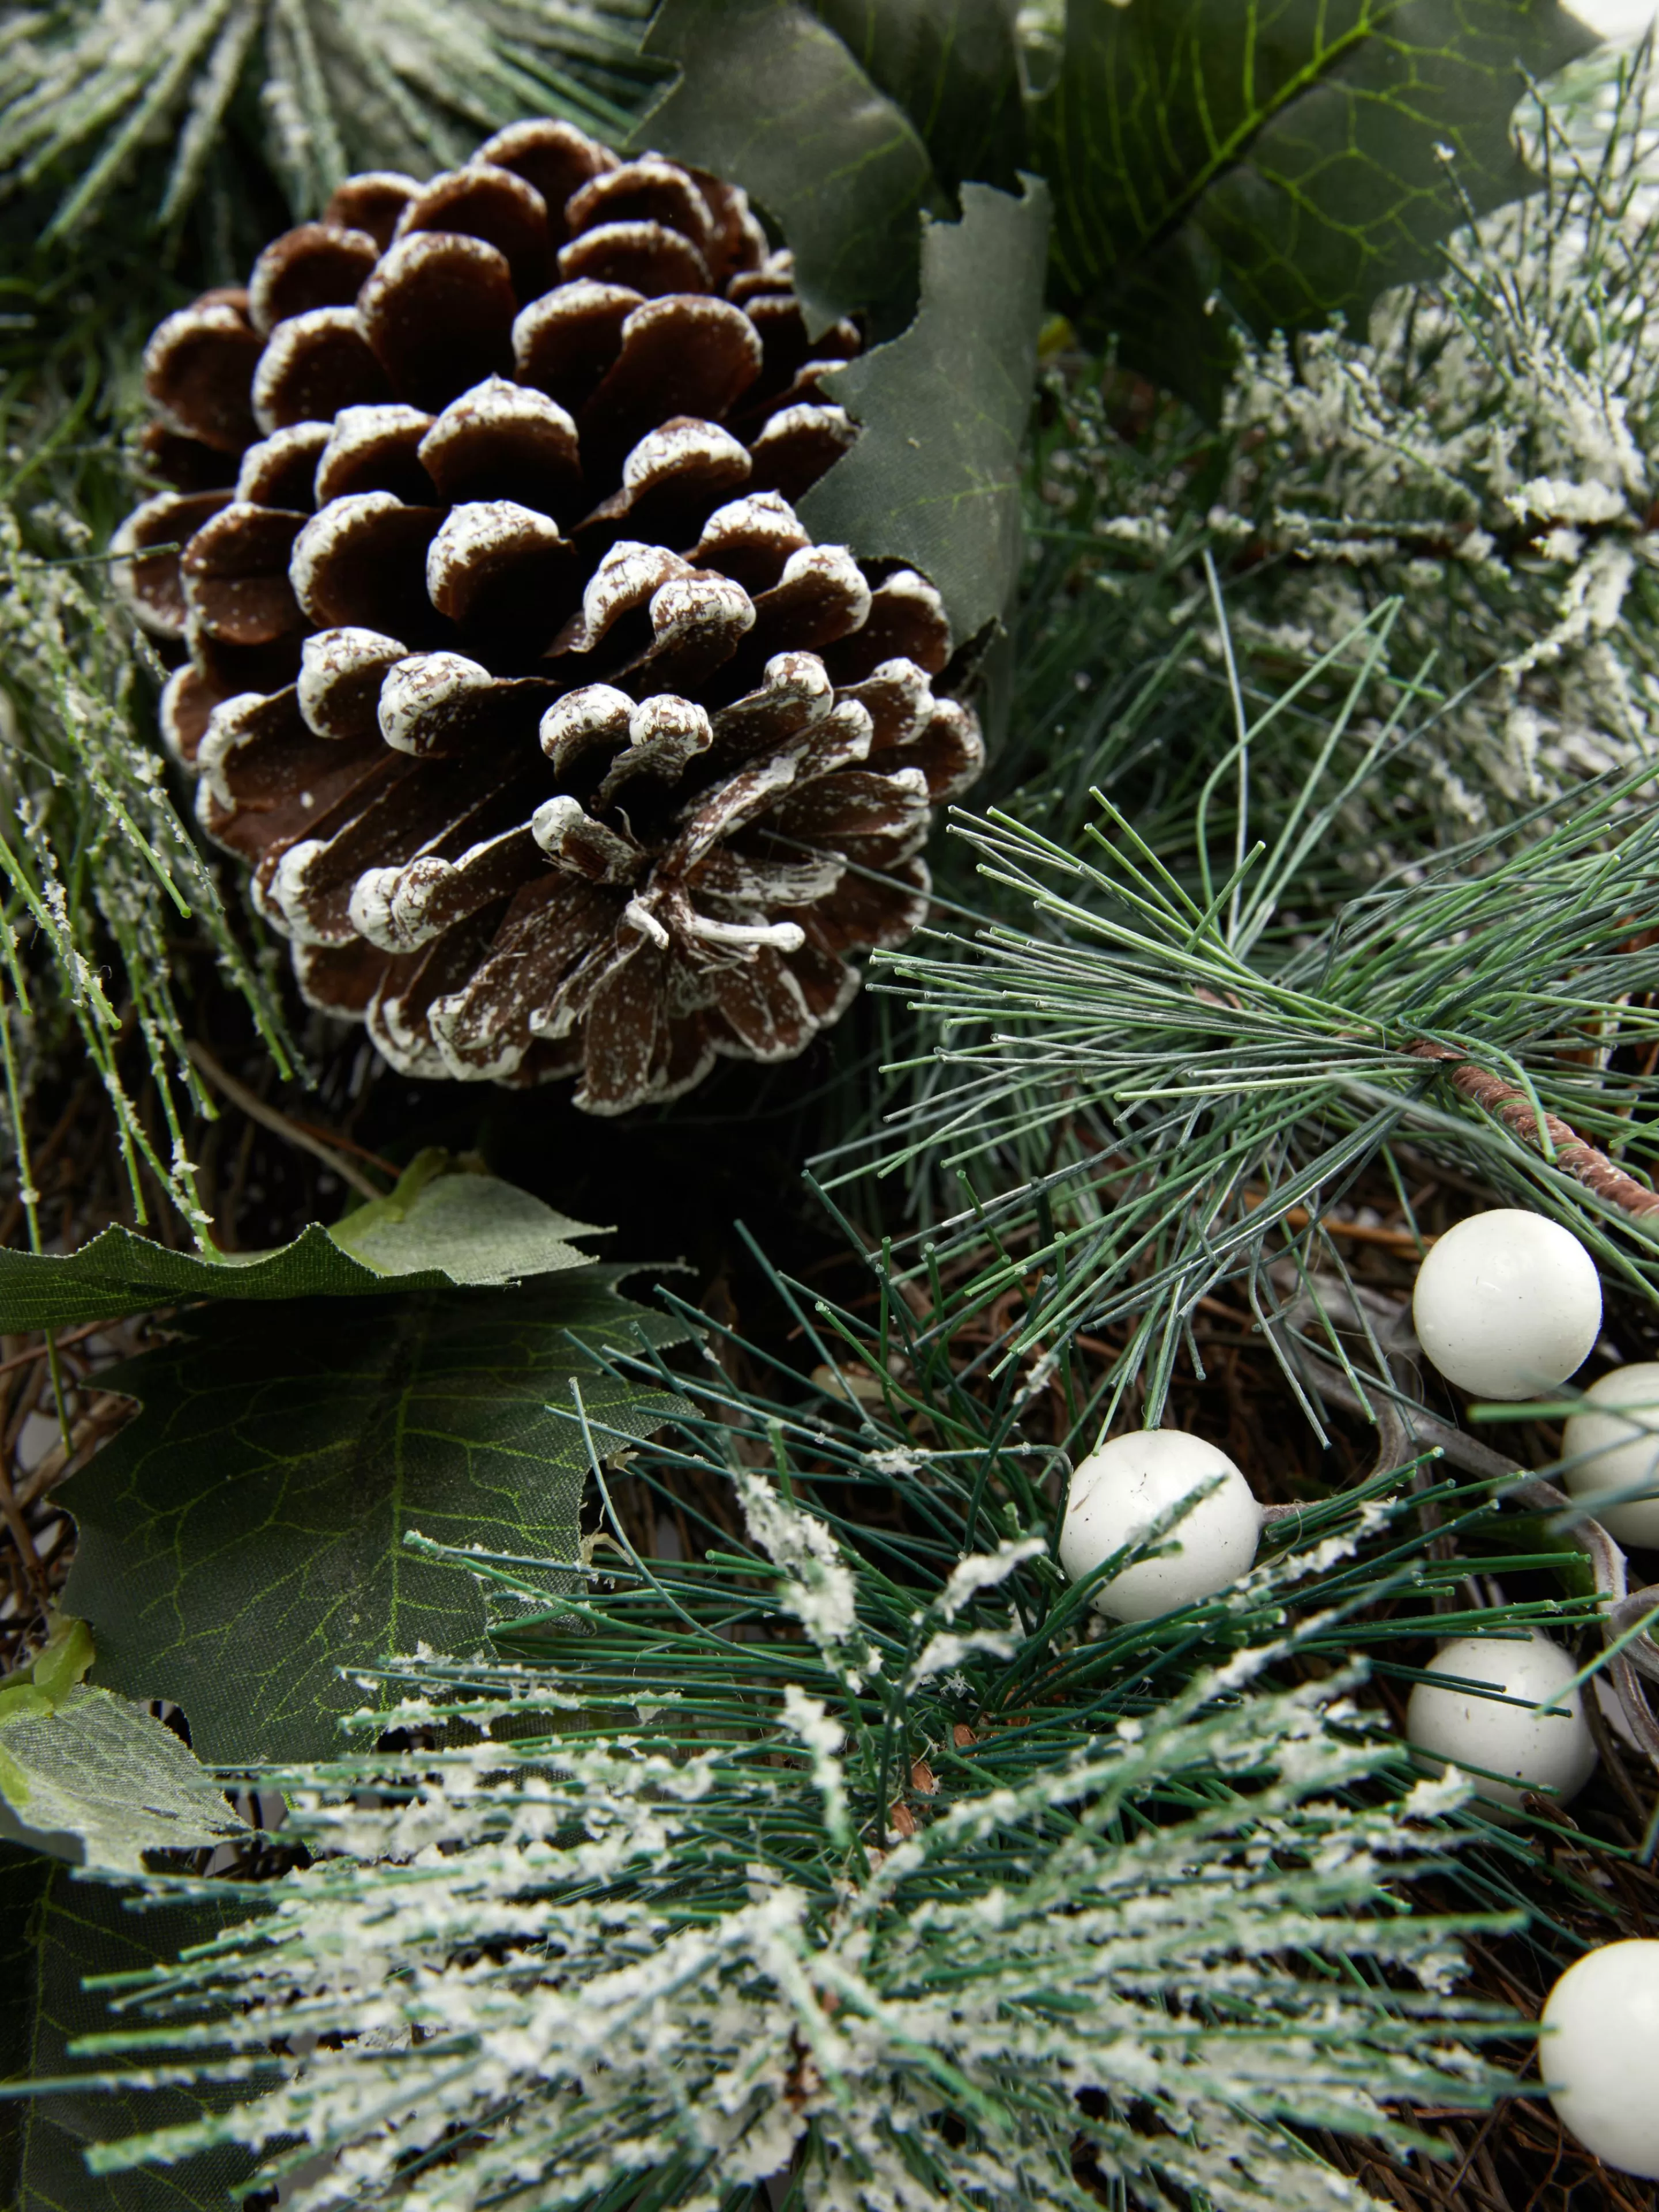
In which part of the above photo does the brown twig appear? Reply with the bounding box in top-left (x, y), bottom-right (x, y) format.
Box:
top-left (282, 1116), bottom-right (403, 1176)
top-left (0, 1453), bottom-right (44, 1601)
top-left (185, 1043), bottom-right (389, 1205)
top-left (1242, 1188), bottom-right (1435, 1250)
top-left (1410, 1042), bottom-right (1659, 1219)
top-left (0, 1317), bottom-right (107, 1384)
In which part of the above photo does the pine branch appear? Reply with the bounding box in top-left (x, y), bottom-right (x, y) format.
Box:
top-left (830, 681), bottom-right (1659, 1426)
top-left (0, 451), bottom-right (295, 1240)
top-left (38, 1463), bottom-right (1518, 2212)
top-left (1, 0), bottom-right (663, 237)
top-left (1410, 1040), bottom-right (1659, 1221)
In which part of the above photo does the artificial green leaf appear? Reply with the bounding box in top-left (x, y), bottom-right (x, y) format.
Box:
top-left (800, 177), bottom-right (1048, 647)
top-left (59, 1274), bottom-right (691, 1764)
top-left (1031, 0), bottom-right (1599, 411)
top-left (2, 1615), bottom-right (96, 1704)
top-left (1472, 1513), bottom-right (1600, 1603)
top-left (0, 1153), bottom-right (602, 1334)
top-left (0, 1847), bottom-right (52, 2133)
top-left (27, 1624), bottom-right (92, 1706)
top-left (809, 0), bottom-right (1027, 195)
top-left (0, 1690), bottom-right (247, 1876)
top-left (638, 0), bottom-right (941, 331)
top-left (0, 1847), bottom-right (256, 2211)
top-left (327, 1149), bottom-right (601, 1283)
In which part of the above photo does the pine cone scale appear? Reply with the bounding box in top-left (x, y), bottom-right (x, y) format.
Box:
top-left (396, 164), bottom-right (552, 300)
top-left (252, 307), bottom-right (391, 434)
top-left (180, 502), bottom-right (306, 646)
top-left (375, 658), bottom-right (552, 760)
top-left (290, 494), bottom-right (446, 640)
top-left (239, 422), bottom-right (332, 509)
top-left (315, 404), bottom-right (434, 506)
top-left (358, 234), bottom-right (517, 412)
top-left (249, 224), bottom-right (380, 336)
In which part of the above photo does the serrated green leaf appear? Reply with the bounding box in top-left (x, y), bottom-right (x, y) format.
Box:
top-left (0, 1690), bottom-right (247, 1876)
top-left (59, 1275), bottom-right (692, 1765)
top-left (809, 0), bottom-right (1027, 195)
top-left (327, 1149), bottom-right (601, 1283)
top-left (1469, 1513), bottom-right (1600, 1603)
top-left (0, 1155), bottom-right (602, 1334)
top-left (1032, 0), bottom-right (1599, 410)
top-left (0, 1849), bottom-right (255, 2212)
top-left (638, 0), bottom-right (941, 331)
top-left (800, 177), bottom-right (1048, 646)
top-left (25, 1619), bottom-right (96, 1708)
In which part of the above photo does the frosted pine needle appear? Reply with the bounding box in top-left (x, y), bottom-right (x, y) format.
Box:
top-left (56, 1494), bottom-right (1510, 2212)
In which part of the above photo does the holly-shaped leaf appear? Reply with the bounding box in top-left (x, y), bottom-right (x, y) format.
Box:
top-left (0, 1152), bottom-right (603, 1334)
top-left (800, 177), bottom-right (1049, 646)
top-left (639, 0), bottom-right (942, 332)
top-left (809, 0), bottom-right (1027, 196)
top-left (328, 1150), bottom-right (601, 1283)
top-left (1, 1847), bottom-right (255, 2212)
top-left (645, 0), bottom-right (1600, 418)
top-left (1031, 0), bottom-right (1599, 408)
top-left (60, 1274), bottom-right (690, 1764)
top-left (0, 1690), bottom-right (247, 1876)
top-left (0, 1618), bottom-right (245, 1876)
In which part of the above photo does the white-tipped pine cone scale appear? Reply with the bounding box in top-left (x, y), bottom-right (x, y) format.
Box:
top-left (117, 120), bottom-right (984, 1113)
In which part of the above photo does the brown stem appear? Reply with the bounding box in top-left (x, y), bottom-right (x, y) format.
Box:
top-left (1409, 1041), bottom-right (1659, 1219)
top-left (0, 1455), bottom-right (44, 1602)
top-left (185, 1043), bottom-right (388, 1206)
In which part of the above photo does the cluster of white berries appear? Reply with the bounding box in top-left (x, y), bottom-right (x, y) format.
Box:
top-left (1055, 1203), bottom-right (1659, 2177)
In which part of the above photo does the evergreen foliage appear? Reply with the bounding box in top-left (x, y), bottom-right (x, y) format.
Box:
top-left (1010, 50), bottom-right (1659, 851)
top-left (855, 712), bottom-right (1659, 1425)
top-left (28, 1389), bottom-right (1519, 2210)
top-left (3, 10), bottom-right (1659, 2211)
top-left (1, 0), bottom-right (660, 237)
top-left (0, 386), bottom-right (290, 1241)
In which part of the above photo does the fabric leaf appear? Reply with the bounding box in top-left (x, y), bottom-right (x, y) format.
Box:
top-left (638, 0), bottom-right (942, 332)
top-left (59, 1274), bottom-right (690, 1764)
top-left (800, 177), bottom-right (1049, 646)
top-left (0, 1689), bottom-right (246, 1876)
top-left (327, 1150), bottom-right (601, 1283)
top-left (0, 1846), bottom-right (256, 2211)
top-left (1031, 0), bottom-right (1599, 410)
top-left (0, 1154), bottom-right (602, 1333)
top-left (808, 0), bottom-right (1027, 195)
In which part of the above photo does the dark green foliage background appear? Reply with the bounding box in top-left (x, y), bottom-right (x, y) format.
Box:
top-left (62, 1279), bottom-right (690, 1764)
top-left (800, 178), bottom-right (1049, 645)
top-left (1, 1850), bottom-right (254, 2212)
top-left (1034, 0), bottom-right (1597, 403)
top-left (642, 0), bottom-right (1595, 412)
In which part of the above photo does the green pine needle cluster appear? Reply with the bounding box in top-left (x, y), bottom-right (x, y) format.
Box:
top-left (2, 0), bottom-right (661, 238)
top-left (0, 325), bottom-right (291, 1240)
top-left (853, 671), bottom-right (1659, 1429)
top-left (5, 14), bottom-right (1659, 2212)
top-left (40, 1352), bottom-right (1535, 2212)
top-left (21, 1228), bottom-right (1643, 2207)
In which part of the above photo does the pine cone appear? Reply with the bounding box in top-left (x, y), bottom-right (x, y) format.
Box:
top-left (116, 121), bottom-right (983, 1112)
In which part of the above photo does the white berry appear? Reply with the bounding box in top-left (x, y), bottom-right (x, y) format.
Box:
top-left (1058, 1430), bottom-right (1262, 1622)
top-left (1411, 1208), bottom-right (1601, 1399)
top-left (1406, 1630), bottom-right (1596, 1810)
top-left (1543, 1940), bottom-right (1659, 2177)
top-left (1561, 1362), bottom-right (1659, 1547)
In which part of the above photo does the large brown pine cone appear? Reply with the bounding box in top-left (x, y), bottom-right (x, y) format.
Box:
top-left (115, 120), bottom-right (982, 1113)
